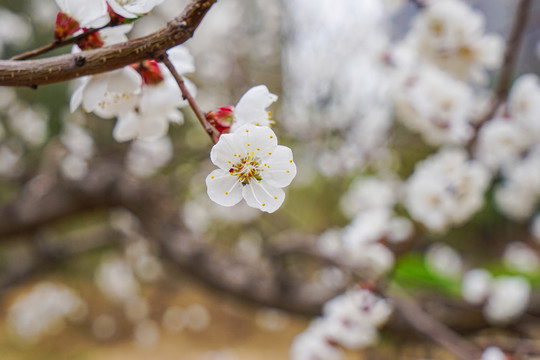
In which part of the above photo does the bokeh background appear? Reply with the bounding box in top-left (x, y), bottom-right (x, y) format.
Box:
top-left (1, 0), bottom-right (540, 359)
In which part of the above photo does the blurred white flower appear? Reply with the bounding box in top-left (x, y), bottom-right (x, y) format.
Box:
top-left (113, 46), bottom-right (195, 142)
top-left (7, 282), bottom-right (86, 342)
top-left (508, 73), bottom-right (540, 137)
top-left (405, 0), bottom-right (503, 82)
top-left (503, 242), bottom-right (540, 274)
top-left (291, 288), bottom-right (392, 359)
top-left (395, 65), bottom-right (475, 146)
top-left (484, 276), bottom-right (530, 325)
top-left (481, 347), bottom-right (507, 360)
top-left (405, 148), bottom-right (490, 232)
top-left (495, 144), bottom-right (540, 220)
top-left (126, 136), bottom-right (173, 178)
top-left (426, 243), bottom-right (463, 278)
top-left (340, 176), bottom-right (399, 218)
top-left (95, 257), bottom-right (140, 302)
top-left (462, 268), bottom-right (492, 305)
top-left (206, 124), bottom-right (296, 213)
top-left (475, 117), bottom-right (530, 172)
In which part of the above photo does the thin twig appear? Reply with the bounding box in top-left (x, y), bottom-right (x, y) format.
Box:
top-left (10, 26), bottom-right (108, 61)
top-left (468, 0), bottom-right (532, 149)
top-left (391, 288), bottom-right (482, 360)
top-left (159, 52), bottom-right (218, 144)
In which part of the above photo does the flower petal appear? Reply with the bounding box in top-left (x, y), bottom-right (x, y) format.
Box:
top-left (206, 169), bottom-right (243, 206)
top-left (261, 145), bottom-right (297, 188)
top-left (113, 111), bottom-right (138, 142)
top-left (210, 131), bottom-right (246, 170)
top-left (166, 45), bottom-right (195, 74)
top-left (81, 74), bottom-right (109, 112)
top-left (232, 85), bottom-right (277, 131)
top-left (242, 181), bottom-right (285, 213)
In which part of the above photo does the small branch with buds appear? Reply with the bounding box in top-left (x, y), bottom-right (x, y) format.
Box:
top-left (10, 25), bottom-right (109, 61)
top-left (159, 52), bottom-right (218, 144)
top-left (468, 0), bottom-right (532, 150)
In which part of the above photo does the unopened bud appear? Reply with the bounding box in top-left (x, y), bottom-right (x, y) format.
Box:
top-left (207, 105), bottom-right (234, 135)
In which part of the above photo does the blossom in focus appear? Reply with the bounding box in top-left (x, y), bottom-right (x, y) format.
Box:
top-left (207, 85), bottom-right (277, 135)
top-left (107, 0), bottom-right (165, 19)
top-left (206, 124), bottom-right (296, 213)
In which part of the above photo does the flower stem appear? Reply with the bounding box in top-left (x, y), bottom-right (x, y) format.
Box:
top-left (159, 52), bottom-right (218, 144)
top-left (10, 24), bottom-right (110, 61)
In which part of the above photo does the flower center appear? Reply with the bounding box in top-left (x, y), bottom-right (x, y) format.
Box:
top-left (229, 154), bottom-right (262, 185)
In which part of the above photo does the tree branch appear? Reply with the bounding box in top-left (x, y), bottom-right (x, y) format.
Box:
top-left (0, 0), bottom-right (216, 87)
top-left (159, 52), bottom-right (218, 143)
top-left (469, 0), bottom-right (532, 146)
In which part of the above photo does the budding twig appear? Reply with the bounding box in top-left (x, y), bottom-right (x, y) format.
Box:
top-left (159, 52), bottom-right (218, 144)
top-left (10, 25), bottom-right (109, 61)
top-left (468, 0), bottom-right (532, 151)
top-left (0, 0), bottom-right (217, 87)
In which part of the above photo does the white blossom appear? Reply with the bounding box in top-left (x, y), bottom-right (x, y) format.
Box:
top-left (7, 282), bottom-right (87, 341)
top-left (206, 124), bottom-right (296, 213)
top-left (481, 347), bottom-right (507, 360)
top-left (112, 46), bottom-right (195, 142)
top-left (503, 242), bottom-right (540, 274)
top-left (126, 136), bottom-right (173, 178)
top-left (484, 276), bottom-right (530, 325)
top-left (229, 85), bottom-right (278, 132)
top-left (55, 0), bottom-right (109, 28)
top-left (475, 117), bottom-right (530, 171)
top-left (404, 0), bottom-right (503, 82)
top-left (426, 243), bottom-right (463, 278)
top-left (340, 176), bottom-right (399, 218)
top-left (462, 268), bottom-right (492, 305)
top-left (95, 257), bottom-right (140, 302)
top-left (405, 148), bottom-right (490, 232)
top-left (107, 0), bottom-right (165, 19)
top-left (395, 65), bottom-right (475, 146)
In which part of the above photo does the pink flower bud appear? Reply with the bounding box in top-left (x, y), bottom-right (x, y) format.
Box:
top-left (54, 11), bottom-right (80, 41)
top-left (131, 60), bottom-right (164, 86)
top-left (207, 105), bottom-right (234, 135)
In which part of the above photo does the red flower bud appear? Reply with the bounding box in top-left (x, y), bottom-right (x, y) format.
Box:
top-left (207, 105), bottom-right (235, 135)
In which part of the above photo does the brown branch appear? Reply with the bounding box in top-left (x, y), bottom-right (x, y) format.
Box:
top-left (10, 26), bottom-right (107, 61)
top-left (159, 52), bottom-right (218, 144)
top-left (391, 289), bottom-right (482, 360)
top-left (469, 0), bottom-right (532, 148)
top-left (0, 0), bottom-right (216, 87)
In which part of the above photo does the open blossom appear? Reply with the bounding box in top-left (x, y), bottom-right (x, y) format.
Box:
top-left (206, 124), bottom-right (296, 213)
top-left (404, 0), bottom-right (503, 82)
top-left (208, 85), bottom-right (278, 134)
top-left (405, 148), bottom-right (490, 232)
top-left (107, 0), bottom-right (164, 19)
top-left (55, 0), bottom-right (109, 33)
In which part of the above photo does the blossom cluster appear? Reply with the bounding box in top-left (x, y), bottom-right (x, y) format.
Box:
top-left (290, 288), bottom-right (393, 360)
